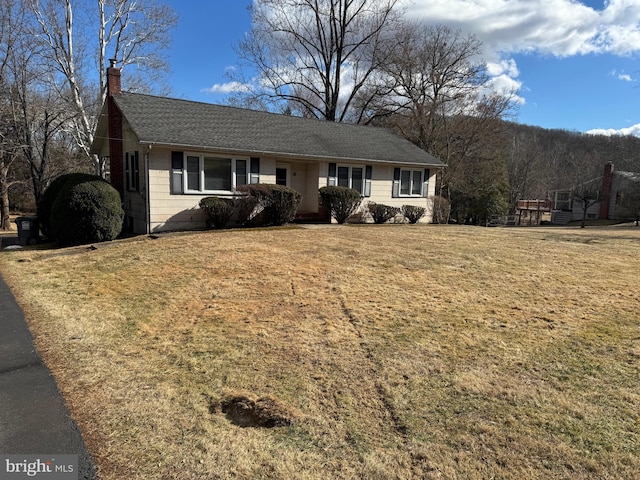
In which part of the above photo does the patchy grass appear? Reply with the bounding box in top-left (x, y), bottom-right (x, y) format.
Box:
top-left (1, 225), bottom-right (639, 479)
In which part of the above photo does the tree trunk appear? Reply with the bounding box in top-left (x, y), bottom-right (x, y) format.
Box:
top-left (0, 159), bottom-right (11, 230)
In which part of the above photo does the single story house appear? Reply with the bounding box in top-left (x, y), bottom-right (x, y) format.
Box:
top-left (91, 64), bottom-right (444, 234)
top-left (550, 162), bottom-right (640, 224)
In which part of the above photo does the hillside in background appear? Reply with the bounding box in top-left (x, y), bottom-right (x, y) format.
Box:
top-left (502, 122), bottom-right (640, 202)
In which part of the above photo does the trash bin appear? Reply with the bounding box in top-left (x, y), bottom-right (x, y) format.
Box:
top-left (15, 216), bottom-right (40, 246)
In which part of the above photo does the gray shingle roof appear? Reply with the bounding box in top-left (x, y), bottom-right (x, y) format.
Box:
top-left (102, 92), bottom-right (443, 166)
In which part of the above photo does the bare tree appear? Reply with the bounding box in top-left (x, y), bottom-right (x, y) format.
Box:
top-left (568, 155), bottom-right (603, 228)
top-left (231, 0), bottom-right (402, 122)
top-left (504, 126), bottom-right (546, 208)
top-left (367, 22), bottom-right (516, 222)
top-left (28, 0), bottom-right (177, 175)
top-left (0, 0), bottom-right (27, 229)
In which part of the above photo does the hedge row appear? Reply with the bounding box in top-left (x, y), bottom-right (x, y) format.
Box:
top-left (200, 184), bottom-right (302, 229)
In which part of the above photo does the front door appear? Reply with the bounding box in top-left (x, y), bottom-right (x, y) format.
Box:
top-left (276, 164), bottom-right (290, 186)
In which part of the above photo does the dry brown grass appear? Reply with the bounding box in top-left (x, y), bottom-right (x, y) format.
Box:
top-left (1, 224), bottom-right (639, 479)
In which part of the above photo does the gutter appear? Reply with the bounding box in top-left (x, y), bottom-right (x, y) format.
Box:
top-left (137, 141), bottom-right (446, 168)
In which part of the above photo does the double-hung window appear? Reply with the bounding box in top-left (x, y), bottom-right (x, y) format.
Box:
top-left (171, 152), bottom-right (259, 194)
top-left (400, 169), bottom-right (422, 196)
top-left (393, 167), bottom-right (430, 198)
top-left (328, 163), bottom-right (372, 196)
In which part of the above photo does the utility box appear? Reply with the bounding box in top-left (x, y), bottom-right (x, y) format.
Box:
top-left (15, 216), bottom-right (40, 246)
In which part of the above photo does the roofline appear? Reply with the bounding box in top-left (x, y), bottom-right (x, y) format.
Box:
top-left (139, 141), bottom-right (446, 167)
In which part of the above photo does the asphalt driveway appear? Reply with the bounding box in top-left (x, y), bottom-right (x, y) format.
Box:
top-left (0, 273), bottom-right (98, 479)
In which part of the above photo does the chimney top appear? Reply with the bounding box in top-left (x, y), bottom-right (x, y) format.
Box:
top-left (106, 61), bottom-right (121, 96)
top-left (604, 162), bottom-right (614, 176)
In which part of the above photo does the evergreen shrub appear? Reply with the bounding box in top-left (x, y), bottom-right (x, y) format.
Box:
top-left (49, 175), bottom-right (124, 245)
top-left (368, 202), bottom-right (400, 224)
top-left (236, 184), bottom-right (302, 226)
top-left (233, 194), bottom-right (259, 226)
top-left (199, 197), bottom-right (235, 229)
top-left (38, 173), bottom-right (95, 239)
top-left (319, 186), bottom-right (362, 224)
top-left (266, 184), bottom-right (302, 225)
top-left (401, 205), bottom-right (426, 224)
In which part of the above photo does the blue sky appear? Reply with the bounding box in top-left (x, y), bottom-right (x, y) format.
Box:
top-left (163, 0), bottom-right (640, 136)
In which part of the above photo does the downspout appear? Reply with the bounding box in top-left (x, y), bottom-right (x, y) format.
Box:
top-left (144, 144), bottom-right (152, 235)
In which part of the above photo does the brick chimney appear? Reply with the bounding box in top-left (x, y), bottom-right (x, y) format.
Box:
top-left (106, 58), bottom-right (121, 95)
top-left (599, 162), bottom-right (614, 219)
top-left (106, 59), bottom-right (124, 198)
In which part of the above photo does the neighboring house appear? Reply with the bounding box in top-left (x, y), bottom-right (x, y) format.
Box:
top-left (550, 162), bottom-right (640, 224)
top-left (90, 64), bottom-right (444, 234)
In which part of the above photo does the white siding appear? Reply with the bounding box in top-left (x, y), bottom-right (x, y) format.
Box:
top-left (147, 148), bottom-right (278, 232)
top-left (144, 147), bottom-right (439, 231)
top-left (320, 162), bottom-right (437, 223)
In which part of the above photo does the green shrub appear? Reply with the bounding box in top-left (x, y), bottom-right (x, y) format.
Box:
top-left (266, 184), bottom-right (302, 225)
top-left (233, 194), bottom-right (259, 225)
top-left (319, 186), bottom-right (362, 224)
top-left (49, 175), bottom-right (124, 245)
top-left (38, 173), bottom-right (95, 239)
top-left (401, 205), bottom-right (426, 224)
top-left (368, 202), bottom-right (400, 224)
top-left (236, 184), bottom-right (302, 226)
top-left (199, 197), bottom-right (235, 229)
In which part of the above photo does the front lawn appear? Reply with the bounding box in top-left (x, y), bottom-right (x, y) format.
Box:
top-left (1, 225), bottom-right (638, 479)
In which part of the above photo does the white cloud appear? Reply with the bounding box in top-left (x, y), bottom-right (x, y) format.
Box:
top-left (402, 0), bottom-right (640, 57)
top-left (587, 123), bottom-right (640, 137)
top-left (398, 0), bottom-right (640, 128)
top-left (201, 81), bottom-right (251, 94)
top-left (609, 69), bottom-right (635, 82)
top-left (485, 59), bottom-right (525, 104)
top-left (486, 59), bottom-right (519, 78)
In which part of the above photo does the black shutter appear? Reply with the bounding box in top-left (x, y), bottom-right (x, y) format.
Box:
top-left (364, 165), bottom-right (372, 197)
top-left (250, 157), bottom-right (260, 184)
top-left (125, 152), bottom-right (131, 191)
top-left (392, 167), bottom-right (401, 198)
top-left (328, 163), bottom-right (337, 186)
top-left (134, 151), bottom-right (140, 192)
top-left (171, 151), bottom-right (184, 194)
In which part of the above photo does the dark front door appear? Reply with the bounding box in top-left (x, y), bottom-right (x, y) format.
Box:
top-left (276, 167), bottom-right (287, 186)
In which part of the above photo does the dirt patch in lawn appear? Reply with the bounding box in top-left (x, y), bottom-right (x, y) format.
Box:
top-left (217, 391), bottom-right (296, 428)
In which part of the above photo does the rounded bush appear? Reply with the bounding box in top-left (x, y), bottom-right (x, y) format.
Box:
top-left (49, 176), bottom-right (124, 245)
top-left (368, 202), bottom-right (400, 224)
top-left (319, 186), bottom-right (362, 224)
top-left (401, 205), bottom-right (426, 224)
top-left (236, 184), bottom-right (302, 226)
top-left (199, 196), bottom-right (235, 229)
top-left (38, 173), bottom-right (95, 239)
top-left (266, 184), bottom-right (302, 225)
top-left (233, 194), bottom-right (259, 226)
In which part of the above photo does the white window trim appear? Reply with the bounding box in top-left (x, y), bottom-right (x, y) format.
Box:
top-left (399, 169), bottom-right (424, 197)
top-left (183, 153), bottom-right (250, 194)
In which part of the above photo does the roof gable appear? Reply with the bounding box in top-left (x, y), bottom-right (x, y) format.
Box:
top-left (100, 92), bottom-right (443, 167)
